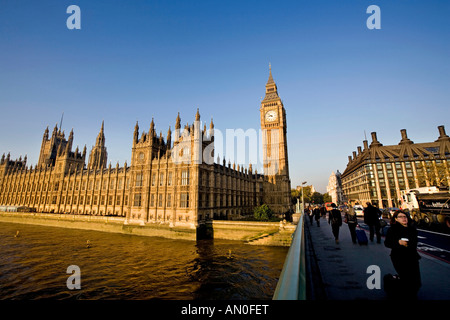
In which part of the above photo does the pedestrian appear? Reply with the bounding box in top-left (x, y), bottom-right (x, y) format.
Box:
top-left (384, 210), bottom-right (421, 299)
top-left (364, 202), bottom-right (381, 243)
top-left (305, 206), bottom-right (313, 226)
top-left (313, 206), bottom-right (321, 227)
top-left (328, 203), bottom-right (342, 243)
top-left (344, 205), bottom-right (358, 244)
top-left (319, 205), bottom-right (327, 218)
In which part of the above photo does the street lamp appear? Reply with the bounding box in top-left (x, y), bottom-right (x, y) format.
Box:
top-left (301, 181), bottom-right (307, 214)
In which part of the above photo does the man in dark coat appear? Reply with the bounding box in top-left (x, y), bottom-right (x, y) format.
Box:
top-left (328, 203), bottom-right (342, 243)
top-left (364, 202), bottom-right (381, 243)
top-left (313, 206), bottom-right (321, 227)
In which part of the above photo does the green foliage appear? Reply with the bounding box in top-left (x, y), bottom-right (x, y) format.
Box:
top-left (291, 188), bottom-right (332, 205)
top-left (253, 204), bottom-right (274, 221)
top-left (323, 192), bottom-right (332, 203)
top-left (311, 192), bottom-right (324, 204)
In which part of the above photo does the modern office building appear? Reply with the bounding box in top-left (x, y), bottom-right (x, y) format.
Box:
top-left (341, 126), bottom-right (450, 208)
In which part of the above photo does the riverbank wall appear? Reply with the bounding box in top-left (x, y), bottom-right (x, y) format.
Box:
top-left (0, 212), bottom-right (295, 246)
top-left (212, 220), bottom-right (295, 246)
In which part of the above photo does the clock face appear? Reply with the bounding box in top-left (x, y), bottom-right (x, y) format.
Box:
top-left (265, 110), bottom-right (277, 122)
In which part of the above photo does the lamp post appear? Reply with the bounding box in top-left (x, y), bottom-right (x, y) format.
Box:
top-left (301, 181), bottom-right (307, 214)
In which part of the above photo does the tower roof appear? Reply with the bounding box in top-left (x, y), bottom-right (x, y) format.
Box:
top-left (262, 64), bottom-right (280, 103)
top-left (266, 63), bottom-right (275, 85)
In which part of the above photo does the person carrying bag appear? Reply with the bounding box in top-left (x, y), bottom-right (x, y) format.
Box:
top-left (345, 206), bottom-right (358, 244)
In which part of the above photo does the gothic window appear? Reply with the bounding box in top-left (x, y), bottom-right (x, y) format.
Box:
top-left (181, 169), bottom-right (189, 185)
top-left (180, 193), bottom-right (189, 208)
top-left (136, 173), bottom-right (143, 187)
top-left (168, 172), bottom-right (173, 186)
top-left (150, 194), bottom-right (155, 207)
top-left (134, 194), bottom-right (142, 207)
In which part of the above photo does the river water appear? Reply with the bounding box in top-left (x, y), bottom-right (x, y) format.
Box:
top-left (0, 222), bottom-right (288, 300)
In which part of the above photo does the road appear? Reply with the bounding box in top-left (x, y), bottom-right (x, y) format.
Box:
top-left (356, 217), bottom-right (450, 264)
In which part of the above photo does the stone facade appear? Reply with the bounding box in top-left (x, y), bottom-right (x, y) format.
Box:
top-left (327, 170), bottom-right (344, 205)
top-left (260, 66), bottom-right (292, 214)
top-left (341, 126), bottom-right (450, 208)
top-left (0, 70), bottom-right (292, 233)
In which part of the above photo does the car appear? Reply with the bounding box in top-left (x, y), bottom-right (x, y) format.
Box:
top-left (382, 207), bottom-right (400, 219)
top-left (324, 202), bottom-right (333, 211)
top-left (354, 205), bottom-right (364, 216)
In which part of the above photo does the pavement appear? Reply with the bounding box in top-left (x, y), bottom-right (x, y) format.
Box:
top-left (304, 215), bottom-right (450, 300)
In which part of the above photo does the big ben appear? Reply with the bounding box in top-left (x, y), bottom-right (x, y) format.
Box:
top-left (260, 65), bottom-right (292, 214)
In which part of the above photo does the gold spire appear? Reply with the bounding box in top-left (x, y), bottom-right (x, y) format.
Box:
top-left (263, 64), bottom-right (279, 102)
top-left (267, 62), bottom-right (275, 85)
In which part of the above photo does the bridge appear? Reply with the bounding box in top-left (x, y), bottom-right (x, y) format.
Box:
top-left (273, 213), bottom-right (450, 300)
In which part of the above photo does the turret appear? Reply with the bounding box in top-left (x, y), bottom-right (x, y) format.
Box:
top-left (133, 121), bottom-right (139, 145)
top-left (167, 126), bottom-right (172, 148)
top-left (88, 122), bottom-right (108, 170)
top-left (209, 117), bottom-right (214, 138)
top-left (68, 128), bottom-right (74, 150)
top-left (149, 118), bottom-right (155, 140)
top-left (43, 126), bottom-right (49, 141)
top-left (174, 112), bottom-right (181, 143)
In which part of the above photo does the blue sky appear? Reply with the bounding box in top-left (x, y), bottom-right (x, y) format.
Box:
top-left (0, 0), bottom-right (449, 193)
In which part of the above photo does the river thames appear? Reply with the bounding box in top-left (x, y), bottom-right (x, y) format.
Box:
top-left (0, 222), bottom-right (288, 300)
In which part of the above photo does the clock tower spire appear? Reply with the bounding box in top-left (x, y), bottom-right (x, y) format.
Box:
top-left (260, 66), bottom-right (291, 214)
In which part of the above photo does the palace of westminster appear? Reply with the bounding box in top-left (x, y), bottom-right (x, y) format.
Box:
top-left (0, 69), bottom-right (292, 229)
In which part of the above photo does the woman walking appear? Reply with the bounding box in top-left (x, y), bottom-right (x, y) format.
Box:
top-left (384, 210), bottom-right (421, 299)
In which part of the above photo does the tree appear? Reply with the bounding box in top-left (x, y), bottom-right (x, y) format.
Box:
top-left (323, 193), bottom-right (332, 203)
top-left (253, 204), bottom-right (274, 221)
top-left (311, 192), bottom-right (324, 204)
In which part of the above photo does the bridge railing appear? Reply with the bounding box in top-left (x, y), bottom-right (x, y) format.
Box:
top-left (272, 213), bottom-right (306, 300)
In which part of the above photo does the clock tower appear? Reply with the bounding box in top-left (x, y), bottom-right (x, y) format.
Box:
top-left (260, 66), bottom-right (291, 214)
